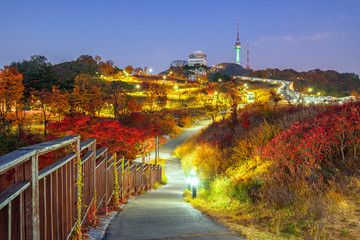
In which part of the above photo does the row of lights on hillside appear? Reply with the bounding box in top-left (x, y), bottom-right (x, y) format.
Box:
top-left (308, 88), bottom-right (322, 96)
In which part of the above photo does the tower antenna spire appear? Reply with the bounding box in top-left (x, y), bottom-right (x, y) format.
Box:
top-left (237, 18), bottom-right (239, 41)
top-left (246, 40), bottom-right (251, 70)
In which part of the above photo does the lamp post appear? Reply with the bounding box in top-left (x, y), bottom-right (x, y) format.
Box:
top-left (155, 136), bottom-right (159, 165)
top-left (175, 85), bottom-right (180, 107)
top-left (154, 135), bottom-right (169, 165)
top-left (186, 170), bottom-right (199, 198)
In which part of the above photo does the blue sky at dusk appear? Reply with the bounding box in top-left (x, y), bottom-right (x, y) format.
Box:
top-left (1, 0), bottom-right (359, 74)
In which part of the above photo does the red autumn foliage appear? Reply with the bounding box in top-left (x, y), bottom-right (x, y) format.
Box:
top-left (240, 112), bottom-right (251, 129)
top-left (260, 102), bottom-right (360, 175)
top-left (47, 113), bottom-right (160, 160)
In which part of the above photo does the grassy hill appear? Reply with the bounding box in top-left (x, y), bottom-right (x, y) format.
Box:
top-left (175, 101), bottom-right (360, 239)
top-left (210, 63), bottom-right (252, 78)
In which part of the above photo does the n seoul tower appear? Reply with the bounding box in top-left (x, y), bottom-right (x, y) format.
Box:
top-left (234, 18), bottom-right (242, 65)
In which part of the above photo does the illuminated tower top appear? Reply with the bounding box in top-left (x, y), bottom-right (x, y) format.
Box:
top-left (234, 18), bottom-right (241, 49)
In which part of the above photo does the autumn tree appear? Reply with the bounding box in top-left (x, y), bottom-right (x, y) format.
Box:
top-left (156, 84), bottom-right (169, 109)
top-left (169, 60), bottom-right (187, 78)
top-left (143, 66), bottom-right (149, 75)
top-left (11, 55), bottom-right (60, 92)
top-left (31, 86), bottom-right (69, 136)
top-left (203, 100), bottom-right (219, 122)
top-left (98, 60), bottom-right (116, 75)
top-left (124, 65), bottom-right (134, 75)
top-left (133, 67), bottom-right (143, 75)
top-left (269, 89), bottom-right (283, 110)
top-left (71, 74), bottom-right (106, 116)
top-left (0, 66), bottom-right (24, 133)
top-left (225, 83), bottom-right (244, 131)
top-left (145, 82), bottom-right (158, 111)
top-left (107, 81), bottom-right (135, 118)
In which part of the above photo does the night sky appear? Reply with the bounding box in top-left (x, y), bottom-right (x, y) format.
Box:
top-left (1, 0), bottom-right (359, 74)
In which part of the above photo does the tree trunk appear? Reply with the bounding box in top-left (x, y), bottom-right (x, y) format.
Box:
top-left (44, 120), bottom-right (47, 137)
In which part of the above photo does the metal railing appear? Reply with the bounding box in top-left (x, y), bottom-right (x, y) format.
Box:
top-left (0, 136), bottom-right (162, 239)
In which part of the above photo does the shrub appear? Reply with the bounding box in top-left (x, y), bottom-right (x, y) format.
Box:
top-left (0, 133), bottom-right (25, 156)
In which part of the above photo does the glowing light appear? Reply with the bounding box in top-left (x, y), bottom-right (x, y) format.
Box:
top-left (191, 177), bottom-right (199, 186)
top-left (186, 177), bottom-right (191, 184)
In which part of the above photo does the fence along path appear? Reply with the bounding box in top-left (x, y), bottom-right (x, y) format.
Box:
top-left (0, 135), bottom-right (162, 239)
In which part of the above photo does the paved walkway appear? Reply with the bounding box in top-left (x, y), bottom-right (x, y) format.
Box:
top-left (104, 122), bottom-right (244, 240)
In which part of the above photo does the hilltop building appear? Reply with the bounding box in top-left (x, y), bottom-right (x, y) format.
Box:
top-left (188, 50), bottom-right (207, 80)
top-left (188, 50), bottom-right (207, 66)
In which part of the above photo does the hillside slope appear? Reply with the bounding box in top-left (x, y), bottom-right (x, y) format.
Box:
top-left (175, 101), bottom-right (360, 239)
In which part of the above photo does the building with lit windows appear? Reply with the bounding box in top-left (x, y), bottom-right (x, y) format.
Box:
top-left (188, 50), bottom-right (207, 80)
top-left (188, 50), bottom-right (207, 66)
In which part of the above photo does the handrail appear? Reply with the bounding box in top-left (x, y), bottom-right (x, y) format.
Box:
top-left (0, 182), bottom-right (30, 209)
top-left (96, 147), bottom-right (107, 160)
top-left (81, 151), bottom-right (94, 164)
top-left (0, 135), bottom-right (163, 240)
top-left (21, 136), bottom-right (79, 155)
top-left (0, 149), bottom-right (36, 174)
top-left (39, 153), bottom-right (77, 179)
top-left (80, 138), bottom-right (96, 151)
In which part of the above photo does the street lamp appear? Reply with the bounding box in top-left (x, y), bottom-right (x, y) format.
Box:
top-left (308, 88), bottom-right (312, 93)
top-left (154, 135), bottom-right (169, 165)
top-left (174, 85), bottom-right (180, 107)
top-left (163, 75), bottom-right (166, 82)
top-left (136, 84), bottom-right (140, 90)
top-left (186, 170), bottom-right (199, 198)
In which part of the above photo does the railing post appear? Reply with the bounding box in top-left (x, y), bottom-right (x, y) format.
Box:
top-left (15, 164), bottom-right (25, 240)
top-left (32, 154), bottom-right (40, 240)
top-left (74, 137), bottom-right (81, 233)
top-left (23, 154), bottom-right (40, 239)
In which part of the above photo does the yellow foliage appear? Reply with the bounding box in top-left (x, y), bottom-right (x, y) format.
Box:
top-left (227, 156), bottom-right (272, 182)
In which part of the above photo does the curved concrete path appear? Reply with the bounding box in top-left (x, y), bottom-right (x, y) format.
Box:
top-left (104, 121), bottom-right (244, 240)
